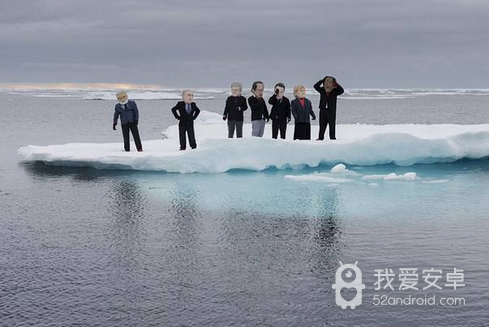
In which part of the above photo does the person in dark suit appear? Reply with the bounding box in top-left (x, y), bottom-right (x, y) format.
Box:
top-left (248, 81), bottom-right (269, 137)
top-left (268, 83), bottom-right (291, 139)
top-left (313, 76), bottom-right (344, 140)
top-left (171, 90), bottom-right (200, 150)
top-left (291, 85), bottom-right (316, 140)
top-left (113, 91), bottom-right (143, 152)
top-left (223, 82), bottom-right (248, 138)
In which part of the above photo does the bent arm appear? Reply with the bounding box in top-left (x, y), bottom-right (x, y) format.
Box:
top-left (171, 106), bottom-right (180, 120)
top-left (268, 95), bottom-right (277, 105)
top-left (240, 97), bottom-right (248, 111)
top-left (335, 83), bottom-right (344, 96)
top-left (314, 79), bottom-right (324, 93)
top-left (193, 106), bottom-right (200, 119)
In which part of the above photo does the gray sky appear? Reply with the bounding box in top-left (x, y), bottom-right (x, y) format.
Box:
top-left (1, 0), bottom-right (488, 88)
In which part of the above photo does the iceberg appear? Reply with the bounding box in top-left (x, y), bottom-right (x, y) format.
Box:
top-left (18, 111), bottom-right (489, 173)
top-left (361, 172), bottom-right (417, 181)
top-left (285, 168), bottom-right (418, 184)
top-left (284, 173), bottom-right (353, 184)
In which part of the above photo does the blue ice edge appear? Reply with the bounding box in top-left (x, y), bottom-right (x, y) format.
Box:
top-left (17, 129), bottom-right (489, 173)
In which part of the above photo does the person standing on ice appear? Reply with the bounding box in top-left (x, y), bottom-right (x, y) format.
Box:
top-left (313, 76), bottom-right (344, 140)
top-left (248, 81), bottom-right (269, 137)
top-left (171, 90), bottom-right (201, 150)
top-left (291, 85), bottom-right (316, 140)
top-left (223, 82), bottom-right (248, 138)
top-left (113, 91), bottom-right (143, 152)
top-left (268, 83), bottom-right (291, 139)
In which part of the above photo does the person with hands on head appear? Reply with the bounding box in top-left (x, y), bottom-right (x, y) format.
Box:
top-left (313, 75), bottom-right (344, 140)
top-left (268, 83), bottom-right (291, 139)
top-left (223, 82), bottom-right (248, 138)
top-left (113, 91), bottom-right (143, 152)
top-left (171, 90), bottom-right (200, 150)
top-left (291, 84), bottom-right (316, 140)
top-left (248, 81), bottom-right (269, 137)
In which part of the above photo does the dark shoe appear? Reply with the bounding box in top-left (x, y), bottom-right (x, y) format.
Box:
top-left (137, 148), bottom-right (143, 152)
top-left (191, 147), bottom-right (197, 150)
top-left (330, 138), bottom-right (337, 140)
top-left (316, 138), bottom-right (323, 141)
top-left (180, 148), bottom-right (186, 151)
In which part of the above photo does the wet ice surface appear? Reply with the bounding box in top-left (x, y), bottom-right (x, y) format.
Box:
top-left (2, 91), bottom-right (489, 326)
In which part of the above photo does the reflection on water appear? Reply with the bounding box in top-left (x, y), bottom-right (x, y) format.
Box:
top-left (313, 189), bottom-right (342, 246)
top-left (5, 161), bottom-right (489, 326)
top-left (169, 182), bottom-right (200, 218)
top-left (105, 179), bottom-right (149, 324)
top-left (310, 189), bottom-right (343, 276)
top-left (167, 182), bottom-right (205, 308)
top-left (107, 179), bottom-right (147, 259)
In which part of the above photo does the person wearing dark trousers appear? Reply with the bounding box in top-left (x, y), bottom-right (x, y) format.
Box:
top-left (291, 85), bottom-right (316, 140)
top-left (248, 81), bottom-right (269, 137)
top-left (171, 90), bottom-right (200, 150)
top-left (223, 82), bottom-right (248, 138)
top-left (113, 91), bottom-right (143, 152)
top-left (314, 76), bottom-right (344, 140)
top-left (268, 83), bottom-right (291, 139)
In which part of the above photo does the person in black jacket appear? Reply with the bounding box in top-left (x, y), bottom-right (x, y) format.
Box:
top-left (248, 81), bottom-right (269, 137)
top-left (268, 83), bottom-right (291, 139)
top-left (291, 85), bottom-right (316, 140)
top-left (314, 76), bottom-right (344, 140)
top-left (171, 90), bottom-right (200, 150)
top-left (223, 82), bottom-right (248, 138)
top-left (113, 91), bottom-right (143, 152)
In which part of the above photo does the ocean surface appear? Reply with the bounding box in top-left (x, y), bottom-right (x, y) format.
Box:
top-left (1, 88), bottom-right (489, 326)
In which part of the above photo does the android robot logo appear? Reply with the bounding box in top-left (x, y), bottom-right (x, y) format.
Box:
top-left (332, 261), bottom-right (365, 309)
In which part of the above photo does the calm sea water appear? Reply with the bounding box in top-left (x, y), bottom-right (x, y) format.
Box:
top-left (1, 90), bottom-right (488, 326)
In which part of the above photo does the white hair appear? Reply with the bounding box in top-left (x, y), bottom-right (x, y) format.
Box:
top-left (116, 91), bottom-right (128, 99)
top-left (230, 82), bottom-right (242, 91)
top-left (181, 89), bottom-right (194, 96)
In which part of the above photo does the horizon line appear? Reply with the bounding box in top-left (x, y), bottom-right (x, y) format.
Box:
top-left (1, 83), bottom-right (489, 91)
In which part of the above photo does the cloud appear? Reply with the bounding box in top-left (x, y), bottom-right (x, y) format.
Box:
top-left (1, 0), bottom-right (488, 87)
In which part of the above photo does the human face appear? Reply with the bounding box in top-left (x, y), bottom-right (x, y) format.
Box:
top-left (117, 94), bottom-right (128, 104)
top-left (275, 86), bottom-right (285, 99)
top-left (182, 91), bottom-right (194, 104)
top-left (296, 87), bottom-right (306, 99)
top-left (231, 87), bottom-right (241, 97)
top-left (324, 77), bottom-right (334, 91)
top-left (253, 83), bottom-right (264, 98)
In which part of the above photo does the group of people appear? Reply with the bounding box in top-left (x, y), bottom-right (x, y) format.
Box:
top-left (112, 89), bottom-right (200, 151)
top-left (222, 77), bottom-right (344, 142)
top-left (112, 76), bottom-right (343, 151)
